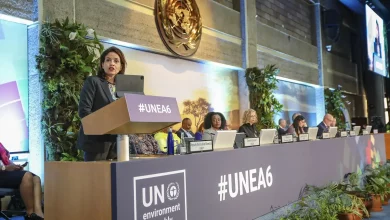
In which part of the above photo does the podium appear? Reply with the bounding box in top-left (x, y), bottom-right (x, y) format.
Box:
top-left (44, 94), bottom-right (181, 220)
top-left (81, 93), bottom-right (182, 160)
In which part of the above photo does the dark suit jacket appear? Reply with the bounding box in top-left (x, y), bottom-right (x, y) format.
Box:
top-left (238, 123), bottom-right (258, 138)
top-left (77, 76), bottom-right (116, 153)
top-left (278, 127), bottom-right (287, 136)
top-left (317, 121), bottom-right (328, 138)
top-left (176, 128), bottom-right (195, 138)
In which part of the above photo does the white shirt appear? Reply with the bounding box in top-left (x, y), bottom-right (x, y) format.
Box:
top-left (182, 129), bottom-right (193, 138)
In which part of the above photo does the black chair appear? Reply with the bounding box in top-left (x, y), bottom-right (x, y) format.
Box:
top-left (0, 188), bottom-right (25, 220)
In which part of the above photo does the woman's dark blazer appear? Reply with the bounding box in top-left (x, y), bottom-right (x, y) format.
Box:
top-left (76, 76), bottom-right (116, 153)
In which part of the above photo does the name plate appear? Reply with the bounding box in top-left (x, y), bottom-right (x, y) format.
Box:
top-left (281, 135), bottom-right (293, 143)
top-left (244, 138), bottom-right (260, 147)
top-left (363, 130), bottom-right (369, 135)
top-left (322, 133), bottom-right (330, 139)
top-left (349, 131), bottom-right (356, 136)
top-left (298, 133), bottom-right (309, 141)
top-left (374, 129), bottom-right (378, 134)
top-left (340, 131), bottom-right (347, 137)
top-left (189, 141), bottom-right (213, 153)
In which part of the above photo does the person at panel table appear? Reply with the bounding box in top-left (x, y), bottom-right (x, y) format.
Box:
top-left (0, 142), bottom-right (44, 220)
top-left (317, 114), bottom-right (334, 137)
top-left (287, 113), bottom-right (308, 134)
top-left (202, 112), bottom-right (227, 141)
top-left (176, 118), bottom-right (195, 138)
top-left (238, 109), bottom-right (259, 138)
top-left (330, 118), bottom-right (337, 127)
top-left (77, 46), bottom-right (127, 161)
top-left (292, 115), bottom-right (306, 136)
top-left (194, 122), bottom-right (204, 141)
top-left (277, 118), bottom-right (288, 136)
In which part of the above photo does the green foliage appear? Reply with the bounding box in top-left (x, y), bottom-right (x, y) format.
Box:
top-left (36, 17), bottom-right (104, 161)
top-left (245, 65), bottom-right (283, 130)
top-left (364, 164), bottom-right (390, 200)
top-left (61, 150), bottom-right (84, 161)
top-left (279, 183), bottom-right (368, 220)
top-left (324, 86), bottom-right (347, 130)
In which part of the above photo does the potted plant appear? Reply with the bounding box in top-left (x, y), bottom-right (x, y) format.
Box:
top-left (364, 165), bottom-right (390, 211)
top-left (325, 86), bottom-right (348, 130)
top-left (331, 193), bottom-right (368, 220)
top-left (340, 172), bottom-right (372, 217)
top-left (245, 65), bottom-right (283, 130)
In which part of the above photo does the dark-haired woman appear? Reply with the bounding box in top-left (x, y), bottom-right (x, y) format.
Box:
top-left (202, 112), bottom-right (227, 141)
top-left (292, 115), bottom-right (306, 136)
top-left (77, 46), bottom-right (127, 161)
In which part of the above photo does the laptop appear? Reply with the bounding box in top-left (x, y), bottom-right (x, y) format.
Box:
top-left (234, 133), bottom-right (246, 149)
top-left (213, 130), bottom-right (237, 150)
top-left (353, 126), bottom-right (361, 135)
top-left (329, 127), bottom-right (338, 138)
top-left (365, 125), bottom-right (372, 133)
top-left (115, 74), bottom-right (145, 98)
top-left (308, 127), bottom-right (318, 140)
top-left (259, 129), bottom-right (277, 145)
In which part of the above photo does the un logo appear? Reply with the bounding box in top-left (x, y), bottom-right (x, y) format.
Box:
top-left (155, 0), bottom-right (202, 57)
top-left (166, 182), bottom-right (180, 200)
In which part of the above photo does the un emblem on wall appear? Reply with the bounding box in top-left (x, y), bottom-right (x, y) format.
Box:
top-left (167, 182), bottom-right (180, 200)
top-left (155, 0), bottom-right (202, 57)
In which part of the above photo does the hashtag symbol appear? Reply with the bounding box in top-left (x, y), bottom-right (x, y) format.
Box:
top-left (218, 175), bottom-right (228, 201)
top-left (138, 103), bottom-right (145, 112)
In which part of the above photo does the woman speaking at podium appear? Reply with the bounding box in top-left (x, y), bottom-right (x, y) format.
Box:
top-left (77, 47), bottom-right (127, 161)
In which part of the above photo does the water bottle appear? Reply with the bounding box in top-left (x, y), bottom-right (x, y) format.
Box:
top-left (175, 140), bottom-right (180, 155)
top-left (167, 128), bottom-right (174, 155)
top-left (180, 132), bottom-right (187, 155)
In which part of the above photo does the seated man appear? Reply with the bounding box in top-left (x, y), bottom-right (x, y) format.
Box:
top-left (317, 114), bottom-right (334, 137)
top-left (330, 118), bottom-right (337, 127)
top-left (277, 119), bottom-right (287, 136)
top-left (176, 118), bottom-right (195, 138)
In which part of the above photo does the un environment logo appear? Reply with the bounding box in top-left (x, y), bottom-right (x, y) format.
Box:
top-left (167, 182), bottom-right (180, 200)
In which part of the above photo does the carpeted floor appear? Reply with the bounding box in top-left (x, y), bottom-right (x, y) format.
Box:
top-left (369, 203), bottom-right (390, 220)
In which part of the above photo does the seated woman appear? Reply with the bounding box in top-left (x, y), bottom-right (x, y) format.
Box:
top-left (202, 112), bottom-right (227, 141)
top-left (0, 142), bottom-right (44, 220)
top-left (194, 122), bottom-right (204, 141)
top-left (238, 109), bottom-right (259, 138)
top-left (291, 115), bottom-right (306, 136)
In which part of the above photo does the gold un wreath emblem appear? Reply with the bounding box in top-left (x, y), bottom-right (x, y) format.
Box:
top-left (155, 0), bottom-right (202, 57)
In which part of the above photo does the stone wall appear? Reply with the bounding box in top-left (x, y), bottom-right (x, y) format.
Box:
top-left (42, 0), bottom-right (242, 68)
top-left (0, 0), bottom-right (38, 21)
top-left (256, 0), bottom-right (314, 44)
top-left (213, 0), bottom-right (234, 9)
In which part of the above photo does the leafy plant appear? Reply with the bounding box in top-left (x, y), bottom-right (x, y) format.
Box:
top-left (339, 172), bottom-right (365, 194)
top-left (61, 150), bottom-right (84, 161)
top-left (245, 65), bottom-right (283, 130)
top-left (279, 183), bottom-right (368, 220)
top-left (364, 165), bottom-right (390, 200)
top-left (36, 17), bottom-right (104, 161)
top-left (325, 86), bottom-right (347, 130)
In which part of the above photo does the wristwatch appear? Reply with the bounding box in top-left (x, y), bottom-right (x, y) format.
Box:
top-left (1, 165), bottom-right (5, 171)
